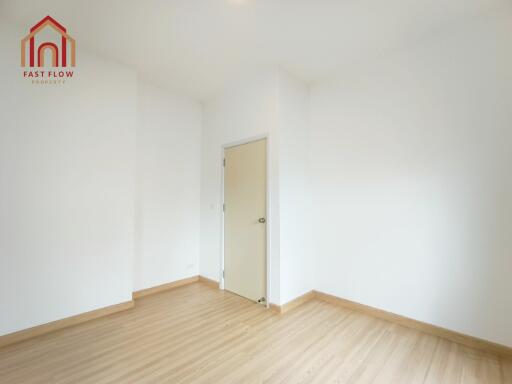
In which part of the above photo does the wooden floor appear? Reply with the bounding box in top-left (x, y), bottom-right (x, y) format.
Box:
top-left (1, 282), bottom-right (511, 383)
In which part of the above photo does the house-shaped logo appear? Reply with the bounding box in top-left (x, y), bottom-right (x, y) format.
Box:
top-left (21, 16), bottom-right (76, 68)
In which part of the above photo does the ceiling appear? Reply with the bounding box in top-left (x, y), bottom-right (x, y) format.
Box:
top-left (1, 0), bottom-right (508, 100)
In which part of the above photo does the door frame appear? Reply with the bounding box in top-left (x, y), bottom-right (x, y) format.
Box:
top-left (220, 134), bottom-right (270, 308)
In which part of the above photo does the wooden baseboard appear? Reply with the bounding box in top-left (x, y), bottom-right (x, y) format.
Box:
top-left (7, 276), bottom-right (508, 359)
top-left (270, 290), bottom-right (315, 314)
top-left (269, 289), bottom-right (512, 358)
top-left (133, 276), bottom-right (199, 299)
top-left (0, 300), bottom-right (134, 349)
top-left (198, 275), bottom-right (220, 289)
top-left (1, 276), bottom-right (200, 349)
top-left (269, 303), bottom-right (282, 313)
top-left (314, 290), bottom-right (512, 359)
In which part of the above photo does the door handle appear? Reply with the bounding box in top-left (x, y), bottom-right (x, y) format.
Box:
top-left (258, 218), bottom-right (266, 223)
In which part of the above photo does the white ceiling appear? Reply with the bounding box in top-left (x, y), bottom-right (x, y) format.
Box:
top-left (1, 0), bottom-right (508, 100)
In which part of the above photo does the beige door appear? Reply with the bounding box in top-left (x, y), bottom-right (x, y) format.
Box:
top-left (224, 139), bottom-right (266, 303)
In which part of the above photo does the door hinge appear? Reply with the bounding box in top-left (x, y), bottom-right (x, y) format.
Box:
top-left (223, 203), bottom-right (225, 212)
top-left (223, 158), bottom-right (226, 167)
top-left (222, 270), bottom-right (225, 279)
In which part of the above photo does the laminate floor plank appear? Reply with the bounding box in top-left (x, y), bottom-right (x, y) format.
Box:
top-left (0, 282), bottom-right (510, 383)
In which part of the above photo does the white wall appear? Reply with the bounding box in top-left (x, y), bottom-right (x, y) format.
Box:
top-left (309, 12), bottom-right (512, 346)
top-left (0, 21), bottom-right (137, 335)
top-left (0, 20), bottom-right (203, 335)
top-left (200, 72), bottom-right (281, 303)
top-left (276, 70), bottom-right (313, 304)
top-left (134, 80), bottom-right (201, 291)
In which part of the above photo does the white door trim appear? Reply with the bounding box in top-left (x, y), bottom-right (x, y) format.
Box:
top-left (220, 134), bottom-right (270, 308)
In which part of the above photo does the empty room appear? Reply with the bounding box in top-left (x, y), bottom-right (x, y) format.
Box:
top-left (1, 0), bottom-right (512, 382)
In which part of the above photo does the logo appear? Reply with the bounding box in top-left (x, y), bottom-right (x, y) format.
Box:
top-left (21, 16), bottom-right (76, 84)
